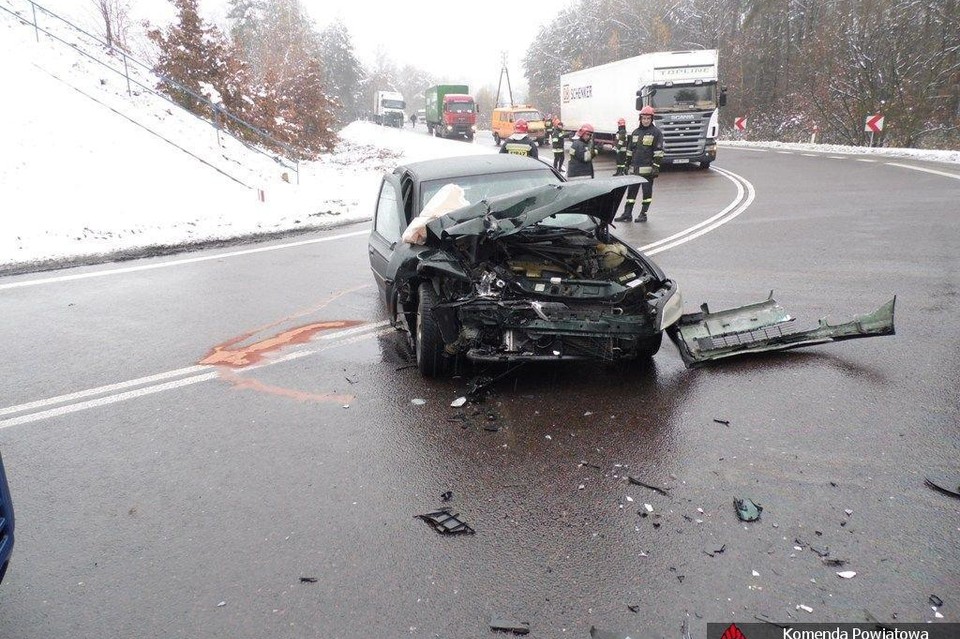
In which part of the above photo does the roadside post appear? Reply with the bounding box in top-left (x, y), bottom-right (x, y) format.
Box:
top-left (865, 114), bottom-right (884, 147)
top-left (734, 117), bottom-right (746, 136)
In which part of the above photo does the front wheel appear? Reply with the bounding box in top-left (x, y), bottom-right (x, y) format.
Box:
top-left (416, 283), bottom-right (448, 377)
top-left (466, 134), bottom-right (474, 142)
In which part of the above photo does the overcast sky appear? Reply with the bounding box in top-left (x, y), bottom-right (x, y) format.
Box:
top-left (32, 0), bottom-right (577, 94)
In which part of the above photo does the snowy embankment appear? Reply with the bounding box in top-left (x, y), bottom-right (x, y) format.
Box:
top-left (0, 7), bottom-right (492, 273)
top-left (721, 140), bottom-right (960, 164)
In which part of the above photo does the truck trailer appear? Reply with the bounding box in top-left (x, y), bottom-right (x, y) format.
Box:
top-left (375, 90), bottom-right (406, 128)
top-left (424, 84), bottom-right (477, 141)
top-left (560, 50), bottom-right (725, 168)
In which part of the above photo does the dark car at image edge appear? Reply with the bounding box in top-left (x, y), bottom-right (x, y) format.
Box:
top-left (0, 451), bottom-right (14, 585)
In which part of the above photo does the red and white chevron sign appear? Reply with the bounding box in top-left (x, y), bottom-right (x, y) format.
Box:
top-left (734, 117), bottom-right (746, 131)
top-left (864, 114), bottom-right (885, 133)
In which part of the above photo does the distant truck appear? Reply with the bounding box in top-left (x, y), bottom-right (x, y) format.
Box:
top-left (424, 84), bottom-right (477, 141)
top-left (374, 90), bottom-right (406, 128)
top-left (560, 50), bottom-right (726, 168)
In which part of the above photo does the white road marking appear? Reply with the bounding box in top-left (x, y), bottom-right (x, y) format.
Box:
top-left (776, 151), bottom-right (793, 155)
top-left (0, 321), bottom-right (390, 425)
top-left (644, 167), bottom-right (756, 255)
top-left (828, 155), bottom-right (845, 159)
top-left (885, 162), bottom-right (960, 180)
top-left (726, 147), bottom-right (768, 152)
top-left (0, 229), bottom-right (371, 291)
top-left (857, 159), bottom-right (877, 163)
top-left (801, 153), bottom-right (817, 157)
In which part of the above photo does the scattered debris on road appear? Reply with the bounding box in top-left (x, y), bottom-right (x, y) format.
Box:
top-left (416, 509), bottom-right (475, 535)
top-left (929, 594), bottom-right (944, 607)
top-left (489, 616), bottom-right (530, 635)
top-left (627, 476), bottom-right (671, 496)
top-left (837, 571), bottom-right (857, 579)
top-left (822, 558), bottom-right (847, 567)
top-left (450, 396), bottom-right (467, 408)
top-left (925, 475), bottom-right (960, 499)
top-left (754, 614), bottom-right (790, 628)
top-left (704, 544), bottom-right (726, 557)
top-left (797, 604), bottom-right (813, 613)
top-left (441, 491), bottom-right (453, 502)
top-left (411, 398), bottom-right (426, 405)
top-left (217, 601), bottom-right (226, 607)
top-left (734, 498), bottom-right (763, 522)
top-left (299, 577), bottom-right (318, 583)
top-left (627, 604), bottom-right (640, 613)
top-left (713, 418), bottom-right (730, 425)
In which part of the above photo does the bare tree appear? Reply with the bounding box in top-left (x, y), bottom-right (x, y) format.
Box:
top-left (90, 0), bottom-right (132, 52)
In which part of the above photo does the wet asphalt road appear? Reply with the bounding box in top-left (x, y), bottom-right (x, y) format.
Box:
top-left (0, 142), bottom-right (958, 638)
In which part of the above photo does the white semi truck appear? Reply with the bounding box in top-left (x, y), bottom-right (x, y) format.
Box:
top-left (560, 50), bottom-right (726, 168)
top-left (374, 90), bottom-right (406, 128)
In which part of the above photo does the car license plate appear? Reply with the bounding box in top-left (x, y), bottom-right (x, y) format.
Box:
top-left (673, 159), bottom-right (689, 164)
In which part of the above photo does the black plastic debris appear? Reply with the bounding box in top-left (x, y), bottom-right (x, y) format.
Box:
top-left (441, 491), bottom-right (453, 502)
top-left (627, 605), bottom-right (640, 613)
top-left (713, 419), bottom-right (730, 425)
top-left (822, 558), bottom-right (847, 567)
top-left (734, 498), bottom-right (763, 522)
top-left (467, 375), bottom-right (495, 401)
top-left (925, 475), bottom-right (960, 499)
top-left (299, 577), bottom-right (318, 583)
top-left (810, 545), bottom-right (830, 558)
top-left (416, 508), bottom-right (475, 535)
top-left (929, 594), bottom-right (944, 607)
top-left (704, 544), bottom-right (726, 557)
top-left (489, 617), bottom-right (529, 635)
top-left (753, 614), bottom-right (790, 629)
top-left (627, 476), bottom-right (671, 496)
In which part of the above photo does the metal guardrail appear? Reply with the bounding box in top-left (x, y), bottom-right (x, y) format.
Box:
top-left (0, 0), bottom-right (301, 183)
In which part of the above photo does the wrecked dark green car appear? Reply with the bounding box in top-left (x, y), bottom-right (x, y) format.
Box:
top-left (367, 155), bottom-right (895, 376)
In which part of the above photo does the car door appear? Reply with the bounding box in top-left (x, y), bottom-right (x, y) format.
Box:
top-left (368, 175), bottom-right (404, 305)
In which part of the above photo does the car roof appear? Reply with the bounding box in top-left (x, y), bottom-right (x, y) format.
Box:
top-left (396, 155), bottom-right (552, 182)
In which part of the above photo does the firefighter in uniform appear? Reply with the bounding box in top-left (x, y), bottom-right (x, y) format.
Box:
top-left (551, 119), bottom-right (567, 172)
top-left (615, 106), bottom-right (664, 222)
top-left (543, 114), bottom-right (553, 145)
top-left (499, 119), bottom-right (538, 158)
top-left (613, 118), bottom-right (628, 176)
top-left (567, 123), bottom-right (598, 179)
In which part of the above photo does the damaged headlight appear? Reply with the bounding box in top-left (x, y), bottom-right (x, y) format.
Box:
top-left (476, 270), bottom-right (506, 298)
top-left (659, 289), bottom-right (684, 331)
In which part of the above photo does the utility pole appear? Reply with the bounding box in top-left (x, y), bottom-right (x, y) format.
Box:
top-left (494, 51), bottom-right (514, 107)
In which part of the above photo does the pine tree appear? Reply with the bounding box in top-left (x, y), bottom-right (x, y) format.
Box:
top-left (318, 19), bottom-right (364, 124)
top-left (147, 0), bottom-right (231, 117)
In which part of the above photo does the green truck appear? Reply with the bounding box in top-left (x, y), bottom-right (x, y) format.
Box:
top-left (424, 84), bottom-right (477, 141)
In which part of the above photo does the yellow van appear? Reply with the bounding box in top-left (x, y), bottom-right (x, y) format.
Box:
top-left (491, 106), bottom-right (547, 146)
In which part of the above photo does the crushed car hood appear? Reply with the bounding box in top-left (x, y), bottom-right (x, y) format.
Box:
top-left (424, 177), bottom-right (645, 242)
top-left (668, 293), bottom-right (896, 367)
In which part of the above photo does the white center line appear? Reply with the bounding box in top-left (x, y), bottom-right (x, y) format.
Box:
top-left (857, 159), bottom-right (877, 163)
top-left (0, 229), bottom-right (370, 291)
top-left (801, 153), bottom-right (817, 157)
top-left (885, 162), bottom-right (960, 180)
top-left (828, 155), bottom-right (845, 159)
top-left (776, 151), bottom-right (793, 155)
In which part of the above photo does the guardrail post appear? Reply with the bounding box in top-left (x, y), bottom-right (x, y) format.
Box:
top-left (30, 1), bottom-right (39, 42)
top-left (122, 52), bottom-right (131, 96)
top-left (213, 106), bottom-right (222, 147)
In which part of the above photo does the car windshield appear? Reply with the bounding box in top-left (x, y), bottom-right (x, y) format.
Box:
top-left (650, 83), bottom-right (717, 111)
top-left (420, 169), bottom-right (560, 212)
top-left (446, 101), bottom-right (475, 113)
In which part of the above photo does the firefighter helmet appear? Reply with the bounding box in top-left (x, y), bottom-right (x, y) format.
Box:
top-left (639, 106), bottom-right (655, 117)
top-left (514, 119), bottom-right (529, 134)
top-left (576, 123), bottom-right (594, 138)
top-left (617, 118), bottom-right (626, 126)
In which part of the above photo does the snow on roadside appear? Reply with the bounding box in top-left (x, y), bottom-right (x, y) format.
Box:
top-left (721, 140), bottom-right (960, 165)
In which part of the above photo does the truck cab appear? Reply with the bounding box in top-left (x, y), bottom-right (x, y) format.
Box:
top-left (635, 51), bottom-right (726, 168)
top-left (374, 90), bottom-right (406, 128)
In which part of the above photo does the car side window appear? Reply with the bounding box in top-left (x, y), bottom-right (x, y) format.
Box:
top-left (375, 181), bottom-right (401, 243)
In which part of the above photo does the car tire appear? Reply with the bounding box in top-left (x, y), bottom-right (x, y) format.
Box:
top-left (493, 133), bottom-right (500, 146)
top-left (635, 332), bottom-right (663, 359)
top-left (416, 282), bottom-right (448, 377)
top-left (466, 134), bottom-right (474, 142)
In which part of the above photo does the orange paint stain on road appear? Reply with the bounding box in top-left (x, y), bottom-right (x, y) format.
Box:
top-left (200, 320), bottom-right (364, 368)
top-left (218, 370), bottom-right (355, 404)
